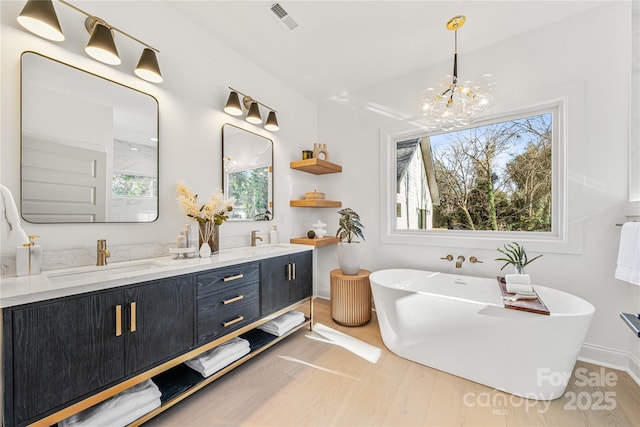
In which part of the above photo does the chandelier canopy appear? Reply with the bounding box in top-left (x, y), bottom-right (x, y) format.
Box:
top-left (419, 16), bottom-right (496, 132)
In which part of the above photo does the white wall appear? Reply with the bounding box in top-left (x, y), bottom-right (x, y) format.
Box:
top-left (317, 3), bottom-right (640, 377)
top-left (1, 1), bottom-right (320, 254)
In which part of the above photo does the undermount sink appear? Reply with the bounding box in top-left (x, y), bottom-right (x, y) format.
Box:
top-left (47, 262), bottom-right (162, 283)
top-left (226, 244), bottom-right (291, 256)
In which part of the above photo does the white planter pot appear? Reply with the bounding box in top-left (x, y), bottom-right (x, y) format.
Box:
top-left (337, 242), bottom-right (361, 275)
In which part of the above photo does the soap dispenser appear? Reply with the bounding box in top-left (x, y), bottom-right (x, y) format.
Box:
top-left (270, 226), bottom-right (279, 244)
top-left (16, 234), bottom-right (42, 276)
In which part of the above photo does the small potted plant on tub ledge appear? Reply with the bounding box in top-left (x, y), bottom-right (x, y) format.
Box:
top-left (496, 242), bottom-right (543, 294)
top-left (495, 241), bottom-right (543, 274)
top-left (335, 207), bottom-right (365, 275)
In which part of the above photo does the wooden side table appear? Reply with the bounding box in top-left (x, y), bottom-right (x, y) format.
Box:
top-left (330, 269), bottom-right (372, 326)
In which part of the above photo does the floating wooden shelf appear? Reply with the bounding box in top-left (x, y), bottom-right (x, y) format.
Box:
top-left (290, 158), bottom-right (342, 175)
top-left (290, 199), bottom-right (342, 208)
top-left (290, 237), bottom-right (339, 247)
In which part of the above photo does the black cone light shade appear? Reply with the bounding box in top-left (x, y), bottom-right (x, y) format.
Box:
top-left (17, 0), bottom-right (64, 41)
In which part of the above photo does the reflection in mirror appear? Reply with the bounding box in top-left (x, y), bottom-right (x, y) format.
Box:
top-left (396, 110), bottom-right (553, 232)
top-left (21, 52), bottom-right (158, 223)
top-left (222, 124), bottom-right (273, 221)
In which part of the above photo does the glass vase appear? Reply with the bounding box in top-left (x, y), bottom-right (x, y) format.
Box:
top-left (198, 221), bottom-right (219, 256)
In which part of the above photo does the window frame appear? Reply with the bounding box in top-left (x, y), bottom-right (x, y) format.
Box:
top-left (379, 99), bottom-right (575, 253)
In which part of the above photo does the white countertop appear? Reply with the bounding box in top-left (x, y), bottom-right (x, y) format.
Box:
top-left (0, 244), bottom-right (313, 308)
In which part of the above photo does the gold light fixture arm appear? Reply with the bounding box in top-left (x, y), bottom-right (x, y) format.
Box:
top-left (228, 86), bottom-right (277, 113)
top-left (58, 0), bottom-right (159, 53)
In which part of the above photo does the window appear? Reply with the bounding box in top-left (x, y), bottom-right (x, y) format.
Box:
top-left (397, 112), bottom-right (552, 232)
top-left (382, 101), bottom-right (567, 250)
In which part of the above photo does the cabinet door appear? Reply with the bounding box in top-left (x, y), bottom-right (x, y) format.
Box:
top-left (125, 275), bottom-right (195, 375)
top-left (11, 290), bottom-right (125, 425)
top-left (289, 251), bottom-right (313, 303)
top-left (260, 255), bottom-right (291, 315)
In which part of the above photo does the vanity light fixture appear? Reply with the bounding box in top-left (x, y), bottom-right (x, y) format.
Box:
top-left (224, 91), bottom-right (243, 116)
top-left (17, 0), bottom-right (64, 41)
top-left (16, 0), bottom-right (163, 83)
top-left (85, 17), bottom-right (120, 65)
top-left (418, 15), bottom-right (496, 131)
top-left (245, 101), bottom-right (262, 124)
top-left (264, 111), bottom-right (280, 132)
top-left (224, 87), bottom-right (279, 132)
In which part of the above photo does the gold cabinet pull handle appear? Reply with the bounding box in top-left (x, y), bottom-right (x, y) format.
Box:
top-left (115, 305), bottom-right (122, 337)
top-left (130, 302), bottom-right (137, 333)
top-left (223, 273), bottom-right (244, 282)
top-left (287, 263), bottom-right (292, 281)
top-left (222, 316), bottom-right (244, 327)
top-left (292, 262), bottom-right (296, 280)
top-left (222, 295), bottom-right (244, 305)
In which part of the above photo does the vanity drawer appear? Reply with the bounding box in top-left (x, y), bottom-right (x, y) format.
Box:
top-left (197, 262), bottom-right (259, 297)
top-left (197, 281), bottom-right (260, 343)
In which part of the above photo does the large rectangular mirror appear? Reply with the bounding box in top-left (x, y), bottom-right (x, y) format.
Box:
top-left (222, 124), bottom-right (273, 221)
top-left (21, 52), bottom-right (159, 223)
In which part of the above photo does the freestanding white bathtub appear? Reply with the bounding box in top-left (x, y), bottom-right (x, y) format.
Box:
top-left (370, 269), bottom-right (595, 400)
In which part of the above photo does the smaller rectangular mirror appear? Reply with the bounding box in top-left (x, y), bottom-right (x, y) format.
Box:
top-left (222, 124), bottom-right (273, 221)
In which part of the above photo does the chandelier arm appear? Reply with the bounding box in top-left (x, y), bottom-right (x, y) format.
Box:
top-left (453, 30), bottom-right (458, 82)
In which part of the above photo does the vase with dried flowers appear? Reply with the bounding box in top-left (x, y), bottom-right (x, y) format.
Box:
top-left (176, 182), bottom-right (234, 257)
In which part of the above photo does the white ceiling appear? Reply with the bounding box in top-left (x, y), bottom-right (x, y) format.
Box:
top-left (166, 1), bottom-right (606, 103)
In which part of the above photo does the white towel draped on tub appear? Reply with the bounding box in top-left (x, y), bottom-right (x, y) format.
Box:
top-left (58, 379), bottom-right (161, 427)
top-left (615, 222), bottom-right (640, 285)
top-left (258, 310), bottom-right (306, 336)
top-left (185, 337), bottom-right (250, 378)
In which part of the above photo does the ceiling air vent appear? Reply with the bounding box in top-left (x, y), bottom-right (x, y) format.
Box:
top-left (269, 2), bottom-right (299, 31)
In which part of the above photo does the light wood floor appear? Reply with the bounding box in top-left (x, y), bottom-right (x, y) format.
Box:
top-left (148, 299), bottom-right (640, 426)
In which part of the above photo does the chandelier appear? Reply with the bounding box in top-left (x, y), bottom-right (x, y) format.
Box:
top-left (418, 16), bottom-right (496, 132)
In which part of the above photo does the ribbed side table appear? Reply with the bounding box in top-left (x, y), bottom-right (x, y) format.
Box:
top-left (330, 269), bottom-right (372, 326)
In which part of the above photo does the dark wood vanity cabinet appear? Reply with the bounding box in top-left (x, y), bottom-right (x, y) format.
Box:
top-left (261, 251), bottom-right (312, 315)
top-left (4, 275), bottom-right (196, 427)
top-left (2, 250), bottom-right (313, 427)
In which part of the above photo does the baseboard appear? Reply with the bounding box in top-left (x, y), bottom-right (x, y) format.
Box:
top-left (579, 343), bottom-right (640, 386)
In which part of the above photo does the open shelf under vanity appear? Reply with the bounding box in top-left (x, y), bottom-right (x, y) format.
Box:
top-left (134, 319), bottom-right (311, 425)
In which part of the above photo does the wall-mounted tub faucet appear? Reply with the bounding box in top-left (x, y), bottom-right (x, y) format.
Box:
top-left (455, 255), bottom-right (465, 268)
top-left (97, 239), bottom-right (110, 266)
top-left (440, 254), bottom-right (453, 262)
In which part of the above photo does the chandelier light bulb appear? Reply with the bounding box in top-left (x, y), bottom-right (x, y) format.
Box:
top-left (418, 16), bottom-right (496, 132)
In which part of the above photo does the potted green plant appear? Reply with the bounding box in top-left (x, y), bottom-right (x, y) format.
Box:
top-left (495, 242), bottom-right (542, 274)
top-left (336, 208), bottom-right (365, 274)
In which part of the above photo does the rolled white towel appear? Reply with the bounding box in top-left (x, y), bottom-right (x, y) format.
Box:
top-left (258, 311), bottom-right (305, 336)
top-left (505, 274), bottom-right (533, 294)
top-left (185, 337), bottom-right (249, 375)
top-left (186, 346), bottom-right (250, 378)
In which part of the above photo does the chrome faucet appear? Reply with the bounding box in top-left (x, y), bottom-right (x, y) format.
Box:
top-left (250, 230), bottom-right (263, 247)
top-left (97, 239), bottom-right (110, 266)
top-left (455, 255), bottom-right (465, 268)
